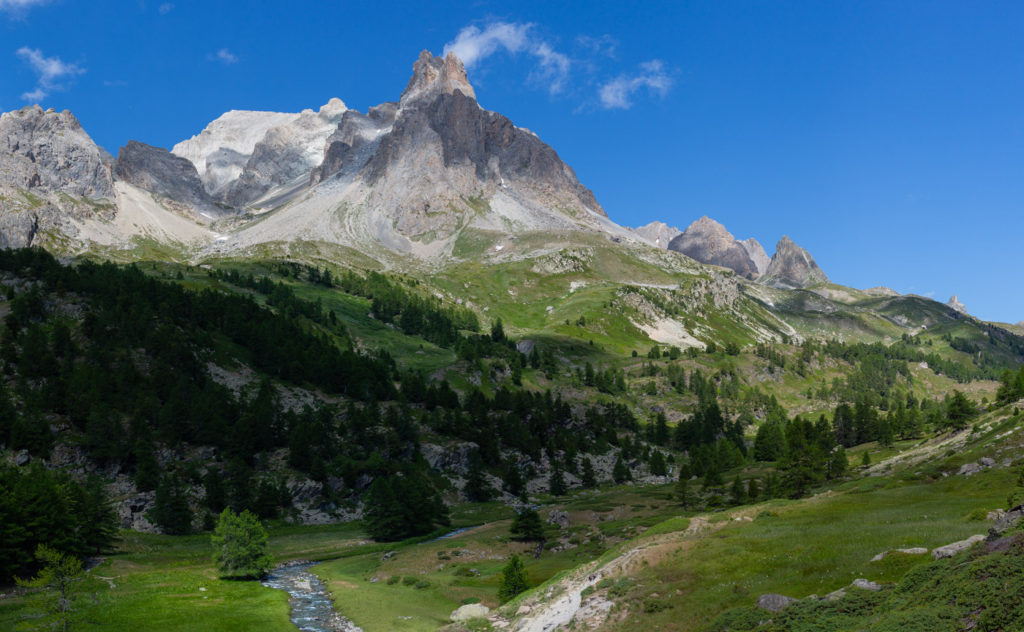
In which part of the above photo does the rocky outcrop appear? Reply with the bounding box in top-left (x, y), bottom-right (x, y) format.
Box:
top-left (224, 98), bottom-right (348, 206)
top-left (667, 216), bottom-right (760, 279)
top-left (633, 221), bottom-right (681, 248)
top-left (310, 104), bottom-right (396, 185)
top-left (114, 141), bottom-right (227, 217)
top-left (946, 295), bottom-right (968, 315)
top-left (756, 593), bottom-right (797, 612)
top-left (760, 235), bottom-right (828, 288)
top-left (739, 238), bottom-right (771, 276)
top-left (0, 105), bottom-right (114, 199)
top-left (932, 534), bottom-right (985, 559)
top-left (450, 603), bottom-right (490, 622)
top-left (401, 50), bottom-right (476, 105)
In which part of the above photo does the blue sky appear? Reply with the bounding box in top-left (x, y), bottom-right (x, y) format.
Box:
top-left (2, 1), bottom-right (1022, 323)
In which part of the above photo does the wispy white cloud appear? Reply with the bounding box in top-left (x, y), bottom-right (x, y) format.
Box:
top-left (15, 46), bottom-right (85, 102)
top-left (208, 48), bottom-right (238, 65)
top-left (576, 34), bottom-right (617, 58)
top-left (0, 0), bottom-right (49, 13)
top-left (158, 2), bottom-right (174, 15)
top-left (444, 22), bottom-right (570, 95)
top-left (598, 60), bottom-right (672, 110)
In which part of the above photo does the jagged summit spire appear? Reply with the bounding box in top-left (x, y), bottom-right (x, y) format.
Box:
top-left (400, 50), bottom-right (476, 105)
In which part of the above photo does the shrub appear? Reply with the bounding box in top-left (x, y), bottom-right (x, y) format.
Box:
top-left (211, 508), bottom-right (273, 579)
top-left (387, 576), bottom-right (400, 585)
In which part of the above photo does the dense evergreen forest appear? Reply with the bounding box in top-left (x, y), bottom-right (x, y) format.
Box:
top-left (1, 248), bottom-right (1021, 586)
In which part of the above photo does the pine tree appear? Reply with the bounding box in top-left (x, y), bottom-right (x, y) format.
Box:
top-left (464, 451), bottom-right (495, 502)
top-left (151, 474), bottom-right (192, 535)
top-left (612, 456), bottom-right (632, 484)
top-left (676, 476), bottom-right (691, 508)
top-left (649, 450), bottom-right (668, 476)
top-left (510, 509), bottom-right (545, 541)
top-left (746, 477), bottom-right (761, 501)
top-left (16, 545), bottom-right (89, 632)
top-left (548, 465), bottom-right (567, 496)
top-left (498, 555), bottom-right (529, 602)
top-left (827, 446), bottom-right (848, 480)
top-left (580, 457), bottom-right (597, 488)
top-left (730, 475), bottom-right (747, 505)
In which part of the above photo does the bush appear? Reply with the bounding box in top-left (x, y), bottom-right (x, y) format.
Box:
top-left (414, 579), bottom-right (431, 589)
top-left (387, 576), bottom-right (400, 585)
top-left (211, 508), bottom-right (273, 579)
top-left (461, 597), bottom-right (481, 604)
top-left (498, 555), bottom-right (529, 602)
top-left (643, 598), bottom-right (672, 613)
top-left (402, 576), bottom-right (417, 586)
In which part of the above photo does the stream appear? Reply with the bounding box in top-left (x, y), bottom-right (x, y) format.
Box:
top-left (261, 563), bottom-right (362, 632)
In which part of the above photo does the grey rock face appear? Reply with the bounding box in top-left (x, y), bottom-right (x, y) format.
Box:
top-left (761, 235), bottom-right (829, 288)
top-left (311, 105), bottom-right (396, 185)
top-left (756, 593), bottom-right (797, 612)
top-left (931, 534), bottom-right (985, 559)
top-left (224, 98), bottom-right (348, 206)
top-left (351, 52), bottom-right (604, 239)
top-left (633, 221), bottom-right (681, 248)
top-left (740, 238), bottom-right (771, 276)
top-left (114, 141), bottom-right (226, 217)
top-left (667, 216), bottom-right (760, 278)
top-left (0, 105), bottom-right (114, 199)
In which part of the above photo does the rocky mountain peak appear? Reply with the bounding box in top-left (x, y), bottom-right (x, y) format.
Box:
top-left (946, 295), bottom-right (968, 315)
top-left (318, 97), bottom-right (347, 119)
top-left (400, 50), bottom-right (476, 105)
top-left (0, 104), bottom-right (114, 200)
top-left (667, 216), bottom-right (760, 279)
top-left (633, 221), bottom-right (681, 248)
top-left (762, 235), bottom-right (828, 288)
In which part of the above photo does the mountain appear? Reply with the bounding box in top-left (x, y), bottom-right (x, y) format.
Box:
top-left (667, 216), bottom-right (761, 279)
top-left (760, 235), bottom-right (829, 288)
top-left (633, 221), bottom-right (682, 248)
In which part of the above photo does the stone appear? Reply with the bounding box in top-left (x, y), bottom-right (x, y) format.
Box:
top-left (958, 462), bottom-right (982, 476)
top-left (516, 605), bottom-right (532, 616)
top-left (932, 534), bottom-right (985, 559)
top-left (14, 449), bottom-right (30, 466)
top-left (871, 547), bottom-right (928, 562)
top-left (824, 588), bottom-right (846, 602)
top-left (450, 603), bottom-right (490, 621)
top-left (756, 593), bottom-right (797, 613)
top-left (547, 510), bottom-right (570, 529)
top-left (979, 457), bottom-right (995, 467)
top-left (989, 508), bottom-right (1023, 539)
top-left (987, 509), bottom-right (1005, 521)
top-left (851, 579), bottom-right (881, 591)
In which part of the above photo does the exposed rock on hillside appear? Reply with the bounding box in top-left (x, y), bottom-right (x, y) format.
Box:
top-left (946, 295), bottom-right (968, 315)
top-left (310, 103), bottom-right (396, 185)
top-left (114, 141), bottom-right (226, 218)
top-left (633, 221), bottom-right (681, 248)
top-left (761, 235), bottom-right (828, 289)
top-left (667, 216), bottom-right (760, 279)
top-left (0, 105), bottom-right (114, 199)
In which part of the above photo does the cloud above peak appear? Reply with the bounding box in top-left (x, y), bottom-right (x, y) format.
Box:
top-left (598, 60), bottom-right (672, 110)
top-left (15, 47), bottom-right (85, 102)
top-left (444, 22), bottom-right (570, 95)
top-left (208, 48), bottom-right (238, 65)
top-left (444, 21), bottom-right (673, 110)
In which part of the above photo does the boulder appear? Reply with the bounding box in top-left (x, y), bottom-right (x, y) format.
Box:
top-left (756, 593), bottom-right (797, 613)
top-left (932, 534), bottom-right (985, 559)
top-left (450, 603), bottom-right (490, 621)
top-left (979, 457), bottom-right (995, 467)
top-left (870, 547), bottom-right (928, 562)
top-left (989, 507), bottom-right (1024, 539)
top-left (957, 462), bottom-right (982, 476)
top-left (851, 579), bottom-right (881, 591)
top-left (547, 510), bottom-right (570, 529)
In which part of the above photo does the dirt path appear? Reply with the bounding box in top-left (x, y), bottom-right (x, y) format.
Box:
top-left (506, 516), bottom-right (719, 632)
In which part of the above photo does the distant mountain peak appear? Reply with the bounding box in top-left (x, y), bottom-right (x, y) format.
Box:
top-left (761, 235), bottom-right (828, 288)
top-left (667, 216), bottom-right (760, 279)
top-left (947, 295), bottom-right (968, 315)
top-left (633, 221), bottom-right (681, 248)
top-left (401, 50), bottom-right (476, 105)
